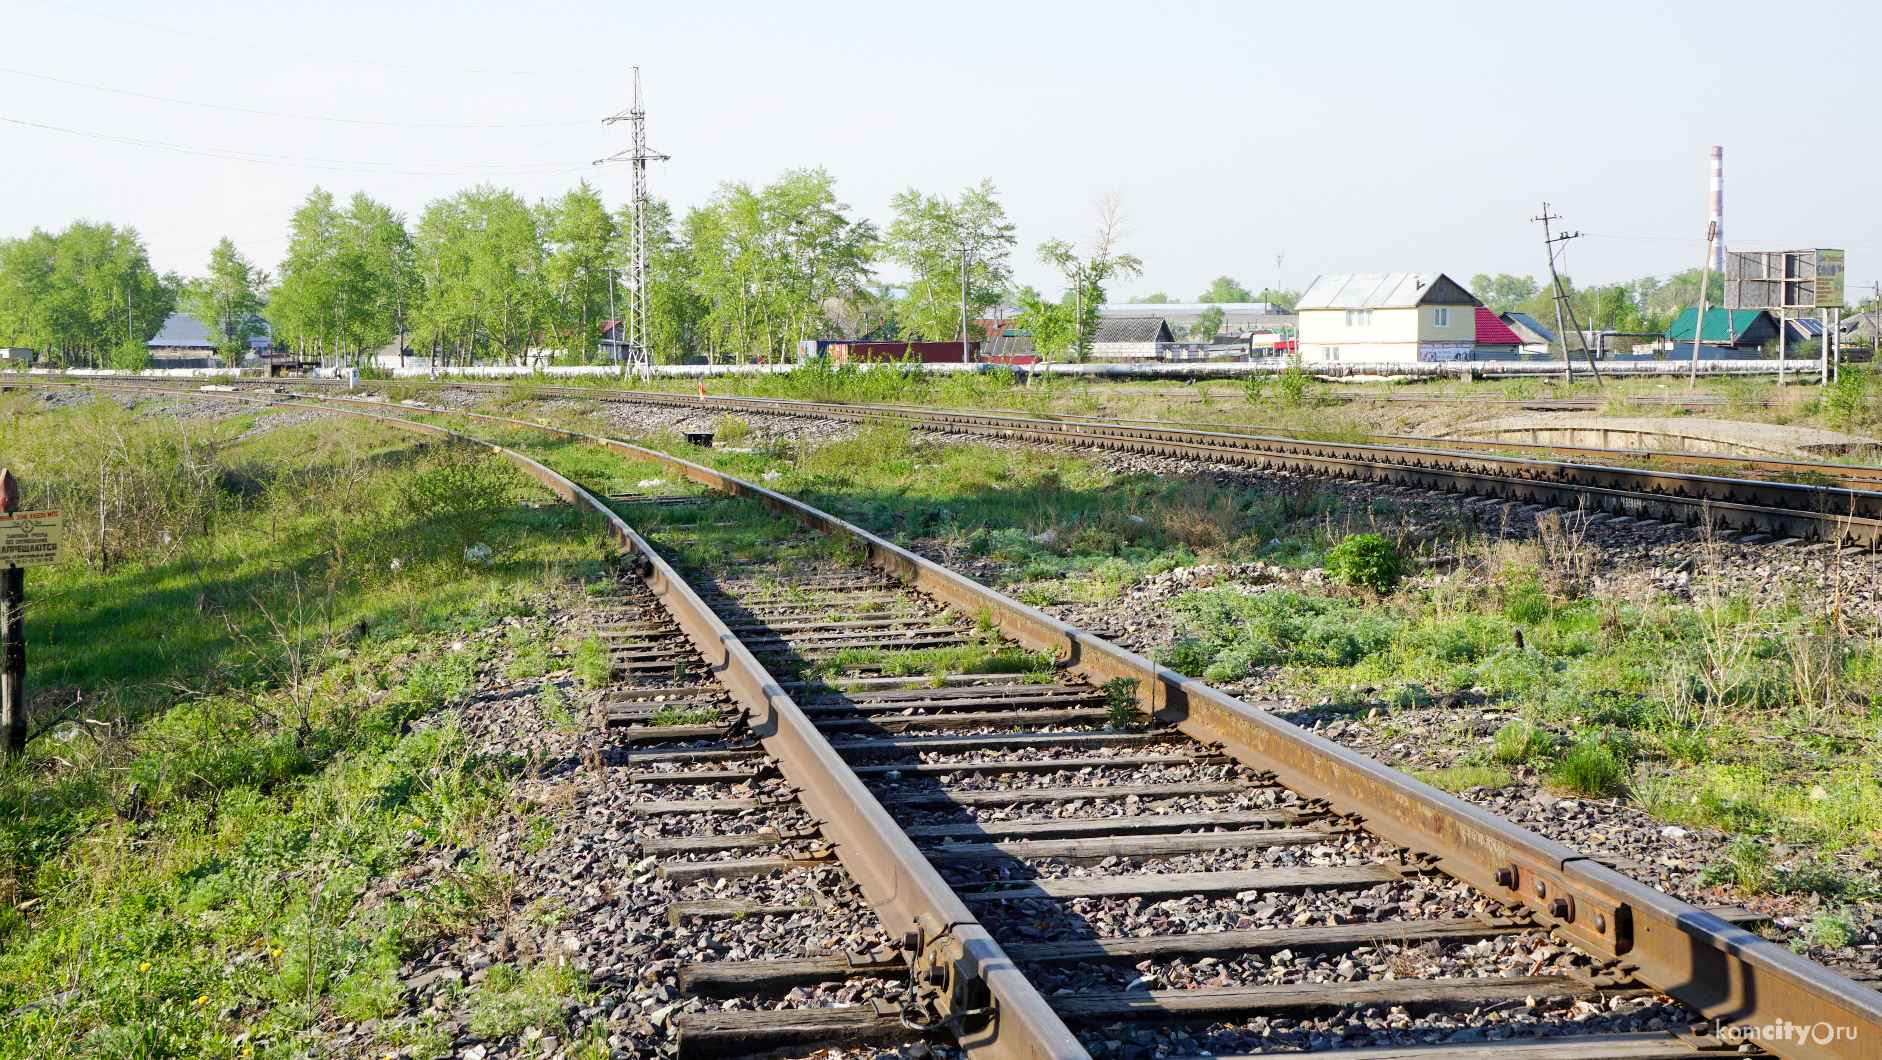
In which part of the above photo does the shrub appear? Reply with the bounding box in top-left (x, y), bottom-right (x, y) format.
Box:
top-left (1240, 373), bottom-right (1269, 405)
top-left (1165, 637), bottom-right (1215, 677)
top-left (1825, 364), bottom-right (1877, 429)
top-left (1277, 362), bottom-right (1314, 406)
top-left (402, 444), bottom-right (527, 565)
top-left (1325, 533), bottom-right (1403, 593)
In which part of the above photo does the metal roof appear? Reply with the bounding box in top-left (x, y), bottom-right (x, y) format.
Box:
top-left (1296, 273), bottom-right (1480, 310)
top-left (148, 311), bottom-right (271, 350)
top-left (1093, 317), bottom-right (1173, 344)
top-left (1098, 302), bottom-right (1287, 316)
top-left (1473, 308), bottom-right (1523, 345)
top-left (1500, 312), bottom-right (1558, 344)
top-left (1666, 308), bottom-right (1774, 342)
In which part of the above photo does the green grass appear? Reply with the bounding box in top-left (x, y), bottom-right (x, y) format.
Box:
top-left (1490, 721), bottom-right (1557, 767)
top-left (0, 395), bottom-right (616, 1058)
top-left (468, 962), bottom-right (591, 1041)
top-left (651, 703), bottom-right (719, 726)
top-left (571, 635), bottom-right (610, 690)
top-left (1550, 739), bottom-right (1628, 797)
top-left (1420, 765), bottom-right (1516, 793)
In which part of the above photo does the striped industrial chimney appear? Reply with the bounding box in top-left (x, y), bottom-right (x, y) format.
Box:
top-left (1709, 146), bottom-right (1724, 271)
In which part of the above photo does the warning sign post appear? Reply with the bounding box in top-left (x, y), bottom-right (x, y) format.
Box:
top-left (0, 510), bottom-right (61, 569)
top-left (0, 469), bottom-right (36, 757)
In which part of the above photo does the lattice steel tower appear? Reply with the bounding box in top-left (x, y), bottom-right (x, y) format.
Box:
top-left (599, 69), bottom-right (668, 374)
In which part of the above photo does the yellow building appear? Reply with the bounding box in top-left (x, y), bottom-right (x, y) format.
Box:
top-left (1295, 273), bottom-right (1482, 363)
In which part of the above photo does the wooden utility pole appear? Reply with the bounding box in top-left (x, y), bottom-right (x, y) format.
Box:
top-left (1689, 221), bottom-right (1717, 392)
top-left (1532, 205), bottom-right (1602, 386)
top-left (1, 468), bottom-right (24, 759)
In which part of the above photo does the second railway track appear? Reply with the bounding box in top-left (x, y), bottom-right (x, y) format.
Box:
top-left (31, 382), bottom-right (1882, 1060)
top-left (24, 376), bottom-right (1882, 547)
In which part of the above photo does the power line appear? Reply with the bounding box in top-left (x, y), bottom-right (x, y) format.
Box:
top-left (0, 114), bottom-right (597, 174)
top-left (0, 66), bottom-right (593, 128)
top-left (30, 0), bottom-right (634, 75)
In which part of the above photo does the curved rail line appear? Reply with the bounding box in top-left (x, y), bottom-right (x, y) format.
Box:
top-left (17, 373), bottom-right (1874, 484)
top-left (37, 380), bottom-right (1882, 1060)
top-left (501, 387), bottom-right (1882, 549)
top-left (14, 376), bottom-right (1882, 545)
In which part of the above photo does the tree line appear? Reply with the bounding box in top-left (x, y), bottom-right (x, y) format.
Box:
top-left (1470, 270), bottom-right (1730, 342)
top-left (3, 171), bottom-right (1144, 368)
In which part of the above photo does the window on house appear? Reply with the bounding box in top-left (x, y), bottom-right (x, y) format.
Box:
top-left (1344, 309), bottom-right (1373, 326)
top-left (1324, 346), bottom-right (1340, 361)
top-left (1433, 307), bottom-right (1450, 327)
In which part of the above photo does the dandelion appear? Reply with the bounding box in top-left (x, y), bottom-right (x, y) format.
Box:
top-left (193, 994), bottom-right (210, 1006)
top-left (271, 948), bottom-right (283, 958)
top-left (138, 961), bottom-right (152, 972)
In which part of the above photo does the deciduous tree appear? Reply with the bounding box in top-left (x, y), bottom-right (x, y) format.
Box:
top-left (542, 182), bottom-right (616, 364)
top-left (1197, 276), bottom-right (1255, 303)
top-left (683, 169), bottom-right (874, 362)
top-left (883, 179), bottom-right (1015, 342)
top-left (1036, 192), bottom-right (1143, 362)
top-left (0, 221), bottom-right (174, 368)
top-left (182, 237), bottom-right (269, 361)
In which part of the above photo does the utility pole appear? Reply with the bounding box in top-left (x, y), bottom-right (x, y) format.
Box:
top-left (1073, 263), bottom-right (1086, 364)
top-left (957, 241), bottom-right (971, 364)
top-left (598, 68), bottom-right (669, 378)
top-left (1532, 205), bottom-right (1602, 387)
top-left (1690, 221), bottom-right (1717, 392)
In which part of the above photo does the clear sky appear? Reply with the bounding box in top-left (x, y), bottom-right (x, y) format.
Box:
top-left (4, 0), bottom-right (1878, 301)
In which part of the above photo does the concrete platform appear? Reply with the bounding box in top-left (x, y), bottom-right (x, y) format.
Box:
top-left (1437, 414), bottom-right (1880, 458)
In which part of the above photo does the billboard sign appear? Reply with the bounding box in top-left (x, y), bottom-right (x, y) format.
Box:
top-left (1815, 249), bottom-right (1844, 308)
top-left (1725, 249), bottom-right (1845, 309)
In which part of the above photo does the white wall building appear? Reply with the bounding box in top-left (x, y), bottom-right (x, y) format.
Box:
top-left (1295, 273), bottom-right (1481, 363)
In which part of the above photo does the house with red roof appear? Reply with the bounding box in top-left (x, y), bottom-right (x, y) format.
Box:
top-left (1472, 308), bottom-right (1524, 359)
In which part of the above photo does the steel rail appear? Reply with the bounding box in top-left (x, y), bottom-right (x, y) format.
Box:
top-left (32, 381), bottom-right (1882, 1058)
top-left (560, 389), bottom-right (1882, 546)
top-left (897, 407), bottom-right (1882, 488)
top-left (34, 374), bottom-right (1875, 483)
top-left (34, 384), bottom-right (1085, 1060)
top-left (130, 380), bottom-right (1880, 1060)
top-left (28, 375), bottom-right (1882, 495)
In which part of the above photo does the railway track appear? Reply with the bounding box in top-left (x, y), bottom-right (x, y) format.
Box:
top-left (577, 391), bottom-right (1882, 549)
top-left (25, 375), bottom-right (1880, 547)
top-left (29, 382), bottom-right (1882, 1060)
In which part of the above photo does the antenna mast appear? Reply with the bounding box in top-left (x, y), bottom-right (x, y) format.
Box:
top-left (598, 69), bottom-right (669, 376)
